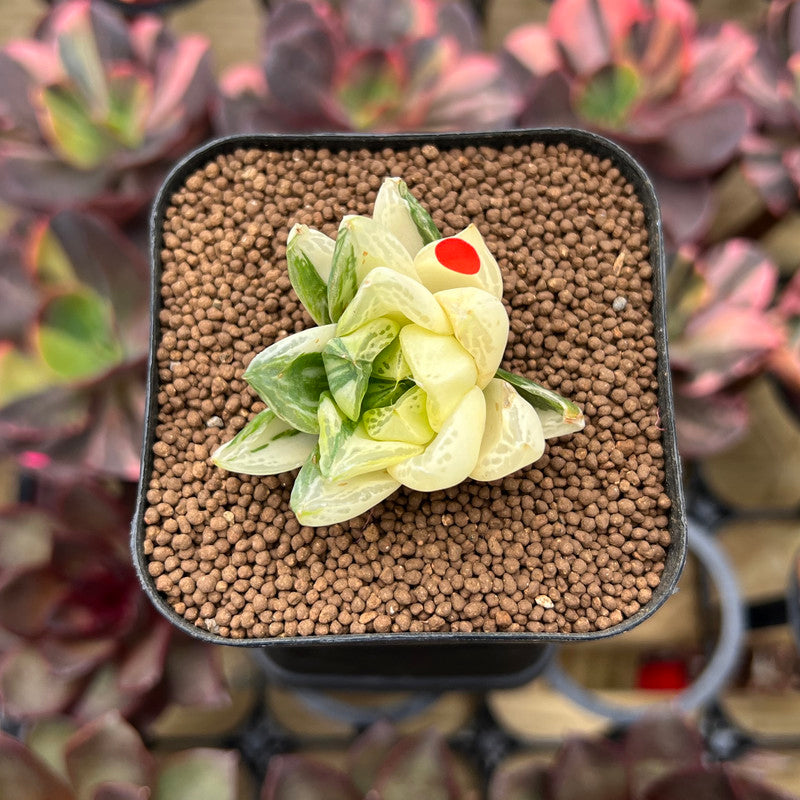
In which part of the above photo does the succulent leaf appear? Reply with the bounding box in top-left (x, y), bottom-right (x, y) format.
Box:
top-left (361, 378), bottom-right (416, 411)
top-left (286, 223), bottom-right (334, 325)
top-left (37, 290), bottom-right (123, 380)
top-left (496, 368), bottom-right (586, 438)
top-left (262, 754), bottom-right (360, 800)
top-left (64, 712), bottom-right (154, 798)
top-left (371, 336), bottom-right (412, 381)
top-left (290, 448), bottom-right (400, 527)
top-left (363, 385), bottom-right (436, 446)
top-left (39, 85), bottom-right (113, 169)
top-left (373, 176), bottom-right (439, 256)
top-left (244, 324), bottom-right (337, 433)
top-left (211, 409), bottom-right (316, 475)
top-left (336, 267), bottom-right (452, 336)
top-left (577, 63), bottom-right (640, 128)
top-left (325, 423), bottom-right (423, 482)
top-left (435, 287), bottom-right (509, 387)
top-left (322, 317), bottom-right (401, 420)
top-left (153, 749), bottom-right (238, 800)
top-left (413, 224), bottom-right (503, 297)
top-left (388, 385), bottom-right (485, 491)
top-left (471, 379), bottom-right (545, 481)
top-left (0, 731), bottom-right (74, 800)
top-left (400, 324), bottom-right (477, 430)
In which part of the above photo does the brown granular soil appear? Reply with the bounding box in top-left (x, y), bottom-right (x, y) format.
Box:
top-left (142, 142), bottom-right (672, 639)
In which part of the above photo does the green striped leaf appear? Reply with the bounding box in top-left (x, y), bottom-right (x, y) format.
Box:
top-left (317, 392), bottom-right (355, 478)
top-left (362, 385), bottom-right (435, 446)
top-left (361, 378), bottom-right (415, 412)
top-left (327, 215), bottom-right (419, 321)
top-left (317, 394), bottom-right (421, 479)
top-left (290, 447), bottom-right (400, 527)
top-left (495, 368), bottom-right (586, 439)
top-left (398, 179), bottom-right (440, 245)
top-left (212, 409), bottom-right (316, 475)
top-left (371, 337), bottom-right (412, 381)
top-left (322, 317), bottom-right (400, 421)
top-left (286, 224), bottom-right (334, 324)
top-left (244, 324), bottom-right (336, 433)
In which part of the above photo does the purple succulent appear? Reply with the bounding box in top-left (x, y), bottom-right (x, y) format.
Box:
top-left (737, 0), bottom-right (800, 217)
top-left (0, 211), bottom-right (148, 481)
top-left (261, 717), bottom-right (794, 800)
top-left (0, 481), bottom-right (228, 723)
top-left (263, 720), bottom-right (474, 799)
top-left (503, 0), bottom-right (756, 247)
top-left (0, 710), bottom-right (239, 799)
top-left (490, 716), bottom-right (796, 800)
top-left (667, 239), bottom-right (785, 458)
top-left (215, 0), bottom-right (520, 135)
top-left (0, 0), bottom-right (214, 221)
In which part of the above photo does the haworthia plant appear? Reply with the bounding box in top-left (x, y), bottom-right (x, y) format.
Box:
top-left (214, 177), bottom-right (585, 526)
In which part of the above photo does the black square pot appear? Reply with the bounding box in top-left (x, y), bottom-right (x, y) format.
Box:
top-left (132, 129), bottom-right (687, 690)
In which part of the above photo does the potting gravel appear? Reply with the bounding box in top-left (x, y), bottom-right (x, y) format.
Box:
top-left (143, 142), bottom-right (671, 638)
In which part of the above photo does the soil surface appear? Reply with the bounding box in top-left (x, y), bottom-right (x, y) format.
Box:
top-left (143, 141), bottom-right (672, 639)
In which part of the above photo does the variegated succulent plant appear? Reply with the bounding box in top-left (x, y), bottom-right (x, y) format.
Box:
top-left (667, 239), bottom-right (785, 457)
top-left (215, 0), bottom-right (519, 135)
top-left (0, 0), bottom-right (214, 220)
top-left (0, 710), bottom-right (238, 800)
top-left (263, 717), bottom-right (793, 800)
top-left (213, 178), bottom-right (584, 527)
top-left (503, 0), bottom-right (755, 247)
top-left (738, 0), bottom-right (800, 215)
top-left (0, 482), bottom-right (228, 723)
top-left (0, 211), bottom-right (148, 480)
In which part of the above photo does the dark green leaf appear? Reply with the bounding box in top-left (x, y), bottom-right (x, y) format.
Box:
top-left (361, 379), bottom-right (415, 412)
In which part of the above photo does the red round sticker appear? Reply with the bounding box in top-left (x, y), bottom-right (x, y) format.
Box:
top-left (435, 238), bottom-right (481, 275)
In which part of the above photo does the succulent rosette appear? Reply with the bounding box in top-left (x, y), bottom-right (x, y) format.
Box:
top-left (213, 178), bottom-right (584, 526)
top-left (0, 0), bottom-right (214, 220)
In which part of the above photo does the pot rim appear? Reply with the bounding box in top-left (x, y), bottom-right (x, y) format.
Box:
top-left (131, 128), bottom-right (687, 648)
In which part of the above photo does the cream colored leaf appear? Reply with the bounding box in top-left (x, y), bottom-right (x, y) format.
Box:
top-left (435, 287), bottom-right (509, 388)
top-left (413, 224), bottom-right (503, 297)
top-left (470, 379), bottom-right (545, 481)
top-left (399, 324), bottom-right (477, 430)
top-left (336, 268), bottom-right (452, 336)
top-left (388, 385), bottom-right (485, 491)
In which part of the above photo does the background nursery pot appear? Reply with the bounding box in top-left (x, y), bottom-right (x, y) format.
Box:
top-left (132, 130), bottom-right (687, 690)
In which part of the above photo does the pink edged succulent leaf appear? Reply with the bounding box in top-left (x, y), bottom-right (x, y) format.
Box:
top-left (217, 0), bottom-right (519, 135)
top-left (262, 755), bottom-right (361, 800)
top-left (0, 732), bottom-right (75, 800)
top-left (0, 0), bottom-right (214, 219)
top-left (0, 211), bottom-right (148, 479)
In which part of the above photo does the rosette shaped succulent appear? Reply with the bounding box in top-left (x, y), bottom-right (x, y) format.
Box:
top-left (503, 0), bottom-right (755, 246)
top-left (215, 0), bottom-right (519, 135)
top-left (0, 0), bottom-right (214, 219)
top-left (0, 711), bottom-right (239, 800)
top-left (0, 211), bottom-right (148, 480)
top-left (667, 239), bottom-right (785, 457)
top-left (213, 178), bottom-right (584, 526)
top-left (738, 0), bottom-right (800, 215)
top-left (0, 482), bottom-right (227, 723)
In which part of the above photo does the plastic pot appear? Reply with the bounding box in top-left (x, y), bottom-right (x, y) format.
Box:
top-left (132, 129), bottom-right (687, 690)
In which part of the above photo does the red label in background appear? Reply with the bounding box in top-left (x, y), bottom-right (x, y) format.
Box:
top-left (435, 238), bottom-right (481, 275)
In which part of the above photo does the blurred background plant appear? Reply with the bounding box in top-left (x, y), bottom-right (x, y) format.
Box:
top-left (0, 0), bottom-right (214, 221)
top-left (2, 0), bottom-right (800, 797)
top-left (215, 0), bottom-right (520, 134)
